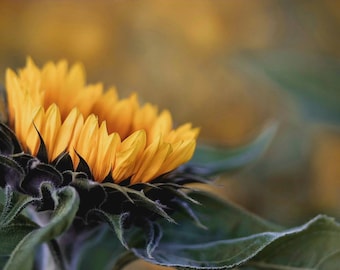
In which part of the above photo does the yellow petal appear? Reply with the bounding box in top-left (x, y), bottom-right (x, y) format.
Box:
top-left (52, 107), bottom-right (83, 161)
top-left (5, 69), bottom-right (21, 125)
top-left (166, 123), bottom-right (200, 142)
top-left (41, 104), bottom-right (62, 160)
top-left (76, 83), bottom-right (103, 117)
top-left (92, 122), bottom-right (121, 182)
top-left (148, 110), bottom-right (173, 144)
top-left (66, 63), bottom-right (85, 90)
top-left (112, 130), bottom-right (146, 182)
top-left (132, 103), bottom-right (157, 133)
top-left (108, 98), bottom-right (135, 137)
top-left (132, 135), bottom-right (172, 184)
top-left (66, 112), bottom-right (85, 166)
top-left (93, 91), bottom-right (137, 137)
top-left (158, 139), bottom-right (196, 175)
top-left (74, 114), bottom-right (98, 169)
top-left (26, 107), bottom-right (45, 156)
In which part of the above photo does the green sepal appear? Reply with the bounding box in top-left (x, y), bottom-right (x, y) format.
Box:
top-left (37, 182), bottom-right (60, 211)
top-left (52, 152), bottom-right (74, 177)
top-left (0, 123), bottom-right (23, 154)
top-left (33, 126), bottom-right (49, 163)
top-left (0, 155), bottom-right (25, 189)
top-left (87, 210), bottom-right (130, 249)
top-left (0, 127), bottom-right (14, 155)
top-left (75, 152), bottom-right (93, 180)
top-left (128, 188), bottom-right (175, 223)
top-left (171, 198), bottom-right (206, 230)
top-left (21, 162), bottom-right (63, 197)
top-left (70, 176), bottom-right (107, 217)
top-left (102, 182), bottom-right (175, 223)
top-left (141, 182), bottom-right (205, 228)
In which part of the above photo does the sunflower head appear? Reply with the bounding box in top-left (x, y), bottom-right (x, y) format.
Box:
top-left (0, 58), bottom-right (205, 235)
top-left (5, 57), bottom-right (199, 184)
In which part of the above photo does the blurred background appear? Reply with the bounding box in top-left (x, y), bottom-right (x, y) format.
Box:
top-left (0, 0), bottom-right (339, 268)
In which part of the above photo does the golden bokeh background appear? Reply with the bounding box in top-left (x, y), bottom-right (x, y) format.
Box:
top-left (0, 1), bottom-right (339, 269)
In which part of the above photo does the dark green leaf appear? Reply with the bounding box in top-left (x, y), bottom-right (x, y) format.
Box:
top-left (189, 122), bottom-right (277, 176)
top-left (4, 186), bottom-right (79, 270)
top-left (131, 192), bottom-right (340, 269)
top-left (130, 191), bottom-right (278, 268)
top-left (247, 215), bottom-right (340, 270)
top-left (135, 191), bottom-right (279, 244)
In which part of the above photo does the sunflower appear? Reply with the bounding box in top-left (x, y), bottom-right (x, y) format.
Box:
top-left (0, 58), bottom-right (209, 269)
top-left (0, 57), bottom-right (207, 229)
top-left (5, 58), bottom-right (199, 184)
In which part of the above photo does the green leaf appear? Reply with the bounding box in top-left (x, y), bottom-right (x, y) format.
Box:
top-left (131, 192), bottom-right (340, 269)
top-left (0, 186), bottom-right (38, 227)
top-left (0, 205), bottom-right (38, 269)
top-left (0, 188), bottom-right (38, 268)
top-left (242, 51), bottom-right (340, 124)
top-left (4, 186), bottom-right (79, 270)
top-left (190, 122), bottom-right (277, 176)
top-left (248, 216), bottom-right (340, 269)
top-left (130, 191), bottom-right (278, 268)
top-left (0, 223), bottom-right (38, 268)
top-left (138, 191), bottom-right (279, 244)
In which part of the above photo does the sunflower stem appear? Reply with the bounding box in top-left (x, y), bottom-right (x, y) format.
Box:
top-left (57, 221), bottom-right (104, 270)
top-left (112, 251), bottom-right (138, 270)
